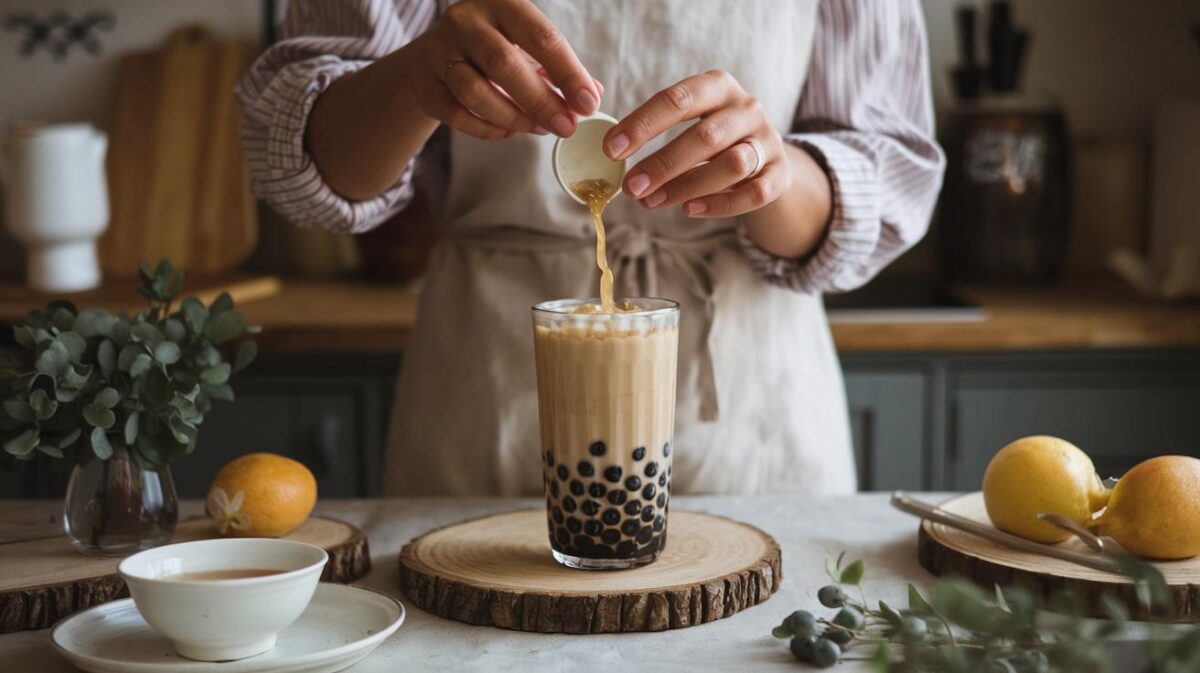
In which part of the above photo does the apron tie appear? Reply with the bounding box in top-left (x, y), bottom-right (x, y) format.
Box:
top-left (449, 223), bottom-right (731, 422)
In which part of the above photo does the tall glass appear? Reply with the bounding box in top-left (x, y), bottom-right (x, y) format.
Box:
top-left (532, 298), bottom-right (679, 569)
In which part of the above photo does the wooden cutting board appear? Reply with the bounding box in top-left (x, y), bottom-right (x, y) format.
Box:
top-left (102, 25), bottom-right (258, 279)
top-left (0, 516), bottom-right (370, 634)
top-left (399, 510), bottom-right (781, 633)
top-left (918, 492), bottom-right (1200, 619)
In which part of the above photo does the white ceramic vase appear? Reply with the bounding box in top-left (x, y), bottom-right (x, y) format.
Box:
top-left (1, 123), bottom-right (109, 293)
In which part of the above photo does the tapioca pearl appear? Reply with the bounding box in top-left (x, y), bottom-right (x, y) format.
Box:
top-left (607, 490), bottom-right (626, 505)
top-left (656, 492), bottom-right (667, 508)
top-left (617, 540), bottom-right (638, 558)
top-left (644, 462), bottom-right (658, 477)
top-left (603, 465), bottom-right (623, 483)
top-left (623, 499), bottom-right (642, 516)
top-left (620, 519), bottom-right (641, 537)
top-left (556, 465), bottom-right (569, 481)
top-left (588, 482), bottom-right (607, 498)
top-left (663, 442), bottom-right (671, 457)
top-left (566, 516), bottom-right (582, 534)
top-left (602, 508), bottom-right (621, 526)
top-left (588, 441), bottom-right (606, 457)
top-left (581, 499), bottom-right (600, 516)
top-left (635, 526), bottom-right (654, 544)
top-left (653, 515), bottom-right (665, 532)
top-left (556, 528), bottom-right (570, 545)
top-left (640, 505), bottom-right (654, 522)
top-left (585, 520), bottom-right (602, 536)
top-left (550, 481), bottom-right (560, 498)
top-left (624, 476), bottom-right (641, 491)
top-left (592, 544), bottom-right (615, 559)
top-left (632, 446), bottom-right (646, 461)
top-left (641, 484), bottom-right (656, 500)
top-left (546, 451), bottom-right (556, 466)
top-left (569, 479), bottom-right (584, 496)
top-left (552, 507), bottom-right (564, 524)
top-left (601, 528), bottom-right (620, 545)
top-left (573, 534), bottom-right (593, 552)
top-left (563, 496), bottom-right (577, 513)
top-left (658, 473), bottom-right (666, 487)
top-left (577, 461), bottom-right (595, 477)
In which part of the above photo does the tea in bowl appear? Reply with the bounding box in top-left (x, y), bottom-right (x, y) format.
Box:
top-left (118, 538), bottom-right (328, 661)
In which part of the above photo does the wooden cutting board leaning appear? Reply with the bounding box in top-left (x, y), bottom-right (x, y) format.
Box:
top-left (102, 26), bottom-right (258, 278)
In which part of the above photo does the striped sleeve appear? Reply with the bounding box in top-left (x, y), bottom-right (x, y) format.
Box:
top-left (737, 0), bottom-right (946, 293)
top-left (235, 0), bottom-right (437, 233)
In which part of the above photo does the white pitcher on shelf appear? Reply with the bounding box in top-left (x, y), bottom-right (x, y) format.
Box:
top-left (1, 123), bottom-right (109, 293)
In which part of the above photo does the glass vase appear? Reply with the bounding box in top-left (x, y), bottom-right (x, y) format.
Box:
top-left (63, 440), bottom-right (178, 556)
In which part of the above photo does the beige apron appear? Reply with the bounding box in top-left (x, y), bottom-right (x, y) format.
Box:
top-left (384, 0), bottom-right (856, 496)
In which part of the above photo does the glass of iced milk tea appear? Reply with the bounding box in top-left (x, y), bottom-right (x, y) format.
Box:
top-left (532, 298), bottom-right (679, 569)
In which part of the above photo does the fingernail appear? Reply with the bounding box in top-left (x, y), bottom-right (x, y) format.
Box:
top-left (627, 173), bottom-right (650, 198)
top-left (606, 133), bottom-right (629, 159)
top-left (550, 113), bottom-right (574, 137)
top-left (644, 190), bottom-right (666, 208)
top-left (532, 125), bottom-right (549, 135)
top-left (575, 89), bottom-right (597, 114)
top-left (685, 201), bottom-right (708, 216)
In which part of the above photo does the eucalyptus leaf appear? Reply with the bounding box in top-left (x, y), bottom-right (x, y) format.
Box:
top-left (111, 317), bottom-right (131, 346)
top-left (97, 339), bottom-right (116, 377)
top-left (58, 428), bottom-right (82, 448)
top-left (117, 343), bottom-right (144, 372)
top-left (130, 353), bottom-right (153, 378)
top-left (47, 307), bottom-right (75, 332)
top-left (4, 428), bottom-right (39, 456)
top-left (54, 387), bottom-right (81, 403)
top-left (29, 388), bottom-right (57, 420)
top-left (13, 325), bottom-right (35, 349)
top-left (908, 583), bottom-right (936, 616)
top-left (82, 404), bottom-right (116, 429)
top-left (131, 322), bottom-right (163, 345)
top-left (181, 298), bottom-right (209, 334)
top-left (203, 382), bottom-right (235, 402)
top-left (200, 363), bottom-right (231, 385)
top-left (37, 443), bottom-right (64, 458)
top-left (198, 345), bottom-right (221, 368)
top-left (204, 311), bottom-right (244, 345)
top-left (94, 387), bottom-right (120, 409)
top-left (35, 341), bottom-right (70, 376)
top-left (56, 332), bottom-right (87, 362)
top-left (234, 341), bottom-right (257, 373)
top-left (124, 411), bottom-right (140, 445)
top-left (825, 554), bottom-right (841, 583)
top-left (71, 308), bottom-right (116, 338)
top-left (164, 318), bottom-right (186, 343)
top-left (210, 291), bottom-right (234, 315)
top-left (60, 364), bottom-right (92, 390)
top-left (840, 559), bottom-right (865, 585)
top-left (90, 427), bottom-right (113, 459)
top-left (2, 399), bottom-right (34, 423)
top-left (153, 341), bottom-right (182, 365)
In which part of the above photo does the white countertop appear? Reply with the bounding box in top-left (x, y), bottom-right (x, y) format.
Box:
top-left (0, 494), bottom-right (937, 672)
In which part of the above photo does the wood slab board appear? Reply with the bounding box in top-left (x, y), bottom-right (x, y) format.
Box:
top-left (918, 492), bottom-right (1200, 619)
top-left (0, 516), bottom-right (369, 633)
top-left (399, 509), bottom-right (781, 633)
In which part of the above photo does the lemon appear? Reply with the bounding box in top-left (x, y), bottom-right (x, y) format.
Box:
top-left (982, 436), bottom-right (1109, 543)
top-left (206, 453), bottom-right (317, 538)
top-left (1090, 455), bottom-right (1200, 560)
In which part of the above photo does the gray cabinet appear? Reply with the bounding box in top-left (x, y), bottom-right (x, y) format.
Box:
top-left (842, 368), bottom-right (929, 490)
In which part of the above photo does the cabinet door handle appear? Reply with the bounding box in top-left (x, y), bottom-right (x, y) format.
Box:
top-left (311, 414), bottom-right (341, 475)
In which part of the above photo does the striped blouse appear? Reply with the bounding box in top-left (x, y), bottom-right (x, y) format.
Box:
top-left (236, 0), bottom-right (945, 294)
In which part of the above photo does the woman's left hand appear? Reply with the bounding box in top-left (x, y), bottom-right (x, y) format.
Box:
top-left (603, 70), bottom-right (791, 218)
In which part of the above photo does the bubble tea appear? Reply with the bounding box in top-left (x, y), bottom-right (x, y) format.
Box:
top-left (532, 299), bottom-right (678, 569)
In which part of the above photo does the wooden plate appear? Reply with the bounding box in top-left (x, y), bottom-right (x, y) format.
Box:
top-left (919, 492), bottom-right (1200, 618)
top-left (399, 509), bottom-right (781, 633)
top-left (0, 516), bottom-right (370, 633)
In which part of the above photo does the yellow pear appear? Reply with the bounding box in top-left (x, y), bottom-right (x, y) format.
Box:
top-left (1090, 455), bottom-right (1200, 560)
top-left (982, 436), bottom-right (1110, 543)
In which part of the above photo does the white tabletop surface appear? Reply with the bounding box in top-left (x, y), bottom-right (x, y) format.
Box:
top-left (0, 494), bottom-right (940, 672)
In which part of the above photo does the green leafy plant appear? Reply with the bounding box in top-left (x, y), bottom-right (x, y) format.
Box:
top-left (0, 259), bottom-right (257, 469)
top-left (772, 553), bottom-right (1200, 671)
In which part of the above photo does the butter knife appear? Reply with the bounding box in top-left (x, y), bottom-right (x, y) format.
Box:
top-left (890, 491), bottom-right (1125, 575)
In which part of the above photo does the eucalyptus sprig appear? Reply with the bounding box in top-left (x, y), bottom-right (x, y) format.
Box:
top-left (772, 553), bottom-right (1200, 672)
top-left (0, 259), bottom-right (258, 470)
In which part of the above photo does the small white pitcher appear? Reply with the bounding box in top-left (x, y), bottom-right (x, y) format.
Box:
top-left (1, 123), bottom-right (109, 292)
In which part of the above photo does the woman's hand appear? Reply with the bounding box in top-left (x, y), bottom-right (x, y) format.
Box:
top-left (400, 0), bottom-right (601, 139)
top-left (603, 70), bottom-right (792, 218)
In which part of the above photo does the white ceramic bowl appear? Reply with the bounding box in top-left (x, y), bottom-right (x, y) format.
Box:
top-left (118, 538), bottom-right (328, 662)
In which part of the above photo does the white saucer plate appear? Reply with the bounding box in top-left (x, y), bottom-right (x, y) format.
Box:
top-left (50, 583), bottom-right (405, 673)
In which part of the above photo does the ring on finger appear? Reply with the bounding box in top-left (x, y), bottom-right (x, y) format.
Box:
top-left (740, 137), bottom-right (765, 178)
top-left (441, 58), bottom-right (471, 82)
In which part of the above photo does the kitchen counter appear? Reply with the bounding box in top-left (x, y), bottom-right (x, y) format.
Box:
top-left (235, 278), bottom-right (1200, 355)
top-left (1, 494), bottom-right (932, 672)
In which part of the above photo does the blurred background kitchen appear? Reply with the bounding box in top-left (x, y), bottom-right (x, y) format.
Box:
top-left (1, 0), bottom-right (1198, 497)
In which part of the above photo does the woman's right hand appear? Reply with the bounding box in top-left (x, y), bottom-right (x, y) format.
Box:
top-left (398, 0), bottom-right (600, 140)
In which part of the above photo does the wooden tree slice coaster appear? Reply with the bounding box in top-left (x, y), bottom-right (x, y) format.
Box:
top-left (919, 492), bottom-right (1200, 619)
top-left (0, 516), bottom-right (370, 634)
top-left (399, 509), bottom-right (782, 633)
